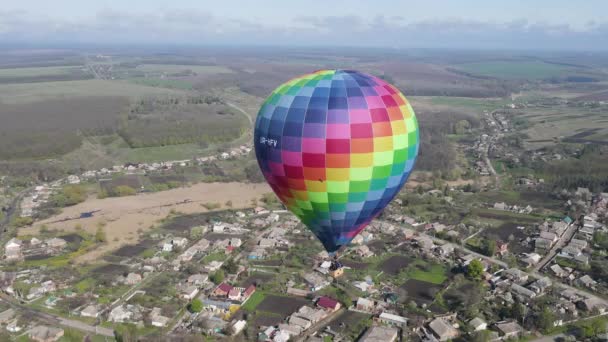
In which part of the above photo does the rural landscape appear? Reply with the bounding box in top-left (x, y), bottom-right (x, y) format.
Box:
top-left (0, 19), bottom-right (608, 342)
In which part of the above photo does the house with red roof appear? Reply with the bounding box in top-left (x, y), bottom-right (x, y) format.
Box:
top-left (316, 296), bottom-right (341, 312)
top-left (213, 283), bottom-right (233, 297)
top-left (243, 285), bottom-right (256, 301)
top-left (228, 288), bottom-right (242, 301)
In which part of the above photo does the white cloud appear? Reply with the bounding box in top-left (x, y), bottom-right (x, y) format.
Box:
top-left (0, 10), bottom-right (607, 50)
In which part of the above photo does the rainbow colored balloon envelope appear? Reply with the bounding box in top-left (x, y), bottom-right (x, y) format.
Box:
top-left (254, 70), bottom-right (419, 254)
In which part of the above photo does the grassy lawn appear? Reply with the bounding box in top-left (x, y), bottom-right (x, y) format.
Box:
top-left (242, 291), bottom-right (266, 311)
top-left (454, 61), bottom-right (576, 79)
top-left (22, 239), bottom-right (98, 268)
top-left (407, 263), bottom-right (448, 285)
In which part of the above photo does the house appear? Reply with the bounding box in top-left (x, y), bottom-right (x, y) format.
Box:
top-left (355, 245), bottom-right (374, 258)
top-left (529, 277), bottom-right (552, 294)
top-left (187, 274), bottom-right (208, 286)
top-left (228, 287), bottom-right (242, 301)
top-left (436, 243), bottom-right (455, 256)
top-left (288, 315), bottom-right (311, 329)
top-left (414, 236), bottom-right (435, 250)
top-left (7, 319), bottom-right (22, 333)
top-left (181, 285), bottom-right (199, 300)
top-left (503, 268), bottom-right (528, 283)
top-left (356, 297), bottom-right (375, 312)
top-left (496, 241), bottom-right (509, 255)
top-left (560, 246), bottom-right (582, 259)
top-left (550, 264), bottom-right (569, 278)
top-left (359, 325), bottom-right (399, 342)
top-left (150, 307), bottom-right (170, 327)
top-left (353, 280), bottom-right (374, 293)
top-left (540, 231), bottom-right (558, 243)
top-left (4, 238), bottom-right (22, 260)
top-left (46, 238), bottom-right (67, 249)
top-left (80, 305), bottom-right (100, 318)
top-left (378, 312), bottom-right (407, 328)
top-left (172, 237), bottom-right (188, 248)
top-left (402, 228), bottom-right (415, 240)
top-left (494, 202), bottom-right (507, 210)
top-left (28, 325), bottom-right (64, 342)
top-left (162, 242), bottom-right (173, 252)
top-left (535, 238), bottom-right (553, 251)
top-left (495, 321), bottom-right (523, 339)
top-left (213, 283), bottom-right (233, 297)
top-left (579, 298), bottom-right (607, 313)
top-left (428, 317), bottom-right (459, 341)
top-left (296, 306), bottom-right (327, 323)
top-left (108, 305), bottom-right (133, 323)
top-left (242, 285), bottom-right (256, 301)
top-left (304, 273), bottom-right (329, 292)
top-left (522, 253), bottom-right (542, 266)
top-left (125, 273), bottom-right (142, 285)
top-left (317, 296), bottom-right (341, 312)
top-left (30, 237), bottom-right (42, 246)
top-left (205, 260), bottom-right (224, 272)
top-left (469, 317), bottom-right (487, 331)
top-left (351, 235), bottom-right (364, 245)
top-left (511, 284), bottom-right (536, 300)
top-left (278, 323), bottom-right (302, 336)
top-left (230, 320), bottom-right (247, 336)
top-left (577, 275), bottom-right (597, 289)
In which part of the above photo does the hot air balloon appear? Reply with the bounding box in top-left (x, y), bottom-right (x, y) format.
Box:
top-left (254, 69), bottom-right (419, 259)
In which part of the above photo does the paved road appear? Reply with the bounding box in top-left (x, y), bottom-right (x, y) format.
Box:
top-left (534, 222), bottom-right (579, 272)
top-left (0, 294), bottom-right (114, 337)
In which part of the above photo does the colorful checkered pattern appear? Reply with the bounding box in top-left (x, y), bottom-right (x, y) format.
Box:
top-left (254, 70), bottom-right (419, 253)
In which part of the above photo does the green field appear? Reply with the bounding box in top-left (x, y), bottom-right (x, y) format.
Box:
top-left (407, 263), bottom-right (448, 285)
top-left (0, 66), bottom-right (82, 77)
top-left (130, 78), bottom-right (194, 90)
top-left (0, 79), bottom-right (186, 104)
top-left (422, 96), bottom-right (510, 113)
top-left (242, 291), bottom-right (266, 311)
top-left (136, 64), bottom-right (234, 75)
top-left (455, 61), bottom-right (578, 79)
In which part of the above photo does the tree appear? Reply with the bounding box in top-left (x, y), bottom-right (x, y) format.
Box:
top-left (466, 259), bottom-right (484, 280)
top-left (482, 239), bottom-right (496, 256)
top-left (536, 307), bottom-right (555, 333)
top-left (188, 299), bottom-right (203, 313)
top-left (210, 269), bottom-right (224, 284)
top-left (223, 258), bottom-right (238, 274)
top-left (511, 303), bottom-right (527, 324)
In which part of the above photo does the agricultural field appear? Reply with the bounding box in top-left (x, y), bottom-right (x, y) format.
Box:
top-left (453, 60), bottom-right (586, 80)
top-left (0, 66), bottom-right (85, 77)
top-left (0, 79), bottom-right (184, 105)
top-left (135, 64), bottom-right (234, 75)
top-left (518, 105), bottom-right (608, 149)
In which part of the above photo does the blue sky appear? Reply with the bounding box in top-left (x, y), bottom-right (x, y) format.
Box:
top-left (2, 0), bottom-right (608, 49)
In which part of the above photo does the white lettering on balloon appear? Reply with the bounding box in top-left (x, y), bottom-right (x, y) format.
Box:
top-left (259, 137), bottom-right (278, 148)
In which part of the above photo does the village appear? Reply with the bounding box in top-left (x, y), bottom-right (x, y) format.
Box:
top-left (0, 175), bottom-right (607, 341)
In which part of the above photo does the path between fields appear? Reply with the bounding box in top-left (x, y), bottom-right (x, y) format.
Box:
top-left (21, 182), bottom-right (271, 263)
